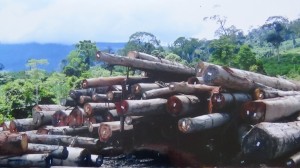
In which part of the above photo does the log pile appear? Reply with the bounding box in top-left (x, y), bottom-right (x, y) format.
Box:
top-left (2, 51), bottom-right (300, 167)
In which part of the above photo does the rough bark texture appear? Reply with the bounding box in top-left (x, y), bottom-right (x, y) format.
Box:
top-left (169, 82), bottom-right (219, 95)
top-left (27, 143), bottom-right (68, 159)
top-left (68, 107), bottom-right (87, 127)
top-left (69, 89), bottom-right (94, 100)
top-left (0, 154), bottom-right (51, 167)
top-left (79, 95), bottom-right (93, 105)
top-left (0, 132), bottom-right (28, 155)
top-left (51, 147), bottom-right (91, 167)
top-left (240, 95), bottom-right (300, 124)
top-left (117, 98), bottom-right (167, 116)
top-left (98, 121), bottom-right (133, 142)
top-left (167, 95), bottom-right (202, 117)
top-left (131, 83), bottom-right (162, 96)
top-left (92, 93), bottom-right (108, 102)
top-left (253, 88), bottom-right (300, 100)
top-left (9, 118), bottom-right (36, 133)
top-left (107, 91), bottom-right (122, 102)
top-left (242, 121), bottom-right (300, 161)
top-left (203, 64), bottom-right (300, 91)
top-left (211, 92), bottom-right (252, 110)
top-left (84, 103), bottom-right (116, 116)
top-left (82, 76), bottom-right (150, 88)
top-left (178, 113), bottom-right (231, 133)
top-left (52, 110), bottom-right (72, 127)
top-left (142, 87), bottom-right (176, 99)
top-left (33, 110), bottom-right (56, 127)
top-left (96, 51), bottom-right (195, 77)
top-left (32, 104), bottom-right (66, 113)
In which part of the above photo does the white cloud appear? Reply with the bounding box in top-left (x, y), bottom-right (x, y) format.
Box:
top-left (0, 0), bottom-right (299, 44)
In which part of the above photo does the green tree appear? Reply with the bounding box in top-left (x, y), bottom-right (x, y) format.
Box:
top-left (236, 45), bottom-right (257, 70)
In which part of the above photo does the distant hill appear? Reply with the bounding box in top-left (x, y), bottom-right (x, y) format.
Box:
top-left (0, 42), bottom-right (126, 72)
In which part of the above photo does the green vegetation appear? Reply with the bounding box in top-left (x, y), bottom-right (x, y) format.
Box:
top-left (1, 15), bottom-right (300, 120)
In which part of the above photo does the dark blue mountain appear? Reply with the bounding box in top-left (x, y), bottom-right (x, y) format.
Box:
top-left (0, 42), bottom-right (125, 72)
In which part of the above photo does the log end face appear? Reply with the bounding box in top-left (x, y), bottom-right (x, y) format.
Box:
top-left (99, 124), bottom-right (112, 142)
top-left (21, 133), bottom-right (28, 152)
top-left (211, 93), bottom-right (226, 110)
top-left (203, 65), bottom-right (219, 85)
top-left (178, 118), bottom-right (192, 133)
top-left (167, 96), bottom-right (183, 117)
top-left (240, 102), bottom-right (266, 124)
top-left (9, 121), bottom-right (17, 133)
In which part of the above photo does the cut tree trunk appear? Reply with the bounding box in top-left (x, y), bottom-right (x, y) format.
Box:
top-left (32, 104), bottom-right (66, 113)
top-left (0, 132), bottom-right (28, 155)
top-left (52, 110), bottom-right (73, 127)
top-left (82, 76), bottom-right (150, 88)
top-left (242, 121), bottom-right (300, 161)
top-left (286, 151), bottom-right (300, 167)
top-left (117, 98), bottom-right (167, 116)
top-left (37, 125), bottom-right (93, 136)
top-left (92, 93), bottom-right (108, 102)
top-left (253, 88), bottom-right (300, 100)
top-left (96, 51), bottom-right (195, 77)
top-left (131, 83), bottom-right (163, 96)
top-left (51, 147), bottom-right (91, 167)
top-left (9, 118), bottom-right (36, 133)
top-left (166, 95), bottom-right (203, 117)
top-left (68, 107), bottom-right (87, 127)
top-left (0, 121), bottom-right (10, 131)
top-left (60, 97), bottom-right (77, 107)
top-left (187, 77), bottom-right (204, 85)
top-left (240, 95), bottom-right (300, 124)
top-left (0, 154), bottom-right (52, 167)
top-left (203, 64), bottom-right (300, 91)
top-left (98, 121), bottom-right (133, 143)
top-left (107, 91), bottom-right (123, 102)
top-left (27, 143), bottom-right (68, 159)
top-left (169, 82), bottom-right (219, 95)
top-left (211, 92), bottom-right (252, 110)
top-left (69, 89), bottom-right (94, 100)
top-left (127, 51), bottom-right (192, 70)
top-left (195, 61), bottom-right (214, 77)
top-left (84, 102), bottom-right (116, 116)
top-left (178, 113), bottom-right (231, 133)
top-left (142, 87), bottom-right (176, 99)
top-left (33, 110), bottom-right (56, 127)
top-left (79, 95), bottom-right (93, 105)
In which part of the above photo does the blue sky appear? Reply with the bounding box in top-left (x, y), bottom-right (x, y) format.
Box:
top-left (0, 0), bottom-right (299, 45)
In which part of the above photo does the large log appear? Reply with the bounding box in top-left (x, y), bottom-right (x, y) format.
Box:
top-left (178, 113), bottom-right (231, 133)
top-left (187, 77), bottom-right (204, 85)
top-left (106, 90), bottom-right (123, 102)
top-left (69, 88), bottom-right (94, 100)
top-left (96, 51), bottom-right (195, 77)
top-left (60, 97), bottom-right (77, 107)
top-left (127, 51), bottom-right (191, 70)
top-left (9, 118), bottom-right (36, 133)
top-left (0, 154), bottom-right (52, 167)
top-left (27, 143), bottom-right (68, 159)
top-left (195, 61), bottom-right (213, 77)
top-left (131, 83), bottom-right (162, 96)
top-left (37, 125), bottom-right (94, 137)
top-left (240, 95), bottom-right (300, 124)
top-left (98, 121), bottom-right (133, 142)
top-left (68, 107), bottom-right (87, 127)
top-left (0, 132), bottom-right (28, 155)
top-left (202, 64), bottom-right (300, 91)
top-left (166, 95), bottom-right (202, 117)
top-left (51, 147), bottom-right (91, 167)
top-left (52, 110), bottom-right (73, 127)
top-left (169, 82), bottom-right (219, 95)
top-left (33, 110), bottom-right (56, 127)
top-left (84, 102), bottom-right (116, 116)
top-left (92, 93), bottom-right (108, 102)
top-left (242, 121), bottom-right (300, 161)
top-left (142, 87), bottom-right (176, 99)
top-left (253, 88), bottom-right (300, 100)
top-left (32, 104), bottom-right (66, 113)
top-left (211, 92), bottom-right (252, 110)
top-left (82, 76), bottom-right (150, 88)
top-left (117, 98), bottom-right (167, 116)
top-left (286, 151), bottom-right (300, 167)
top-left (79, 95), bottom-right (93, 105)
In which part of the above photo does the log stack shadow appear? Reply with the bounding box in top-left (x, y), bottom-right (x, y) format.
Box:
top-left (1, 51), bottom-right (300, 167)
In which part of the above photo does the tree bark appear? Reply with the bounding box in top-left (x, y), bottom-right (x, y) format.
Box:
top-left (117, 98), bottom-right (167, 116)
top-left (0, 121), bottom-right (10, 131)
top-left (0, 132), bottom-right (28, 155)
top-left (52, 110), bottom-right (73, 127)
top-left (60, 97), bottom-right (77, 107)
top-left (131, 83), bottom-right (163, 96)
top-left (33, 110), bottom-right (56, 127)
top-left (142, 87), bottom-right (176, 99)
top-left (79, 95), bottom-right (93, 105)
top-left (9, 118), bottom-right (36, 133)
top-left (69, 89), bottom-right (94, 100)
top-left (27, 143), bottom-right (68, 159)
top-left (84, 102), bottom-right (116, 116)
top-left (0, 154), bottom-right (51, 167)
top-left (96, 51), bottom-right (195, 77)
top-left (166, 95), bottom-right (202, 117)
top-left (107, 91), bottom-right (123, 102)
top-left (242, 121), bottom-right (300, 161)
top-left (203, 64), bottom-right (300, 91)
top-left (98, 121), bottom-right (133, 143)
top-left (187, 77), bottom-right (204, 85)
top-left (51, 147), bottom-right (92, 167)
top-left (32, 104), bottom-right (66, 113)
top-left (195, 61), bottom-right (214, 77)
top-left (240, 95), bottom-right (300, 124)
top-left (169, 82), bottom-right (219, 95)
top-left (211, 92), bottom-right (252, 110)
top-left (286, 151), bottom-right (300, 167)
top-left (68, 107), bottom-right (87, 127)
top-left (82, 76), bottom-right (150, 88)
top-left (253, 88), bottom-right (300, 100)
top-left (92, 93), bottom-right (108, 102)
top-left (178, 113), bottom-right (231, 133)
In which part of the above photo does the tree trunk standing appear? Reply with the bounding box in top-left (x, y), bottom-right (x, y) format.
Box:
top-left (117, 98), bottom-right (167, 116)
top-left (166, 95), bottom-right (203, 117)
top-left (92, 93), bottom-right (108, 102)
top-left (96, 51), bottom-right (195, 77)
top-left (240, 95), bottom-right (300, 124)
top-left (142, 87), bottom-right (176, 99)
top-left (27, 134), bottom-right (100, 153)
top-left (203, 64), bottom-right (300, 91)
top-left (253, 88), bottom-right (300, 100)
top-left (32, 104), bottom-right (66, 113)
top-left (60, 97), bottom-right (77, 107)
top-left (9, 118), bottom-right (36, 133)
top-left (98, 121), bottom-right (133, 143)
top-left (0, 132), bottom-right (28, 155)
top-left (127, 51), bottom-right (192, 70)
top-left (27, 143), bottom-right (68, 159)
top-left (131, 83), bottom-right (162, 97)
top-left (106, 91), bottom-right (123, 102)
top-left (68, 107), bottom-right (87, 127)
top-left (242, 121), bottom-right (300, 161)
top-left (84, 103), bottom-right (116, 116)
top-left (33, 110), bottom-right (56, 127)
top-left (211, 92), bottom-right (252, 111)
top-left (52, 110), bottom-right (73, 127)
top-left (69, 89), bottom-right (94, 100)
top-left (0, 154), bottom-right (52, 167)
top-left (51, 147), bottom-right (91, 167)
top-left (178, 113), bottom-right (231, 133)
top-left (169, 82), bottom-right (219, 95)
